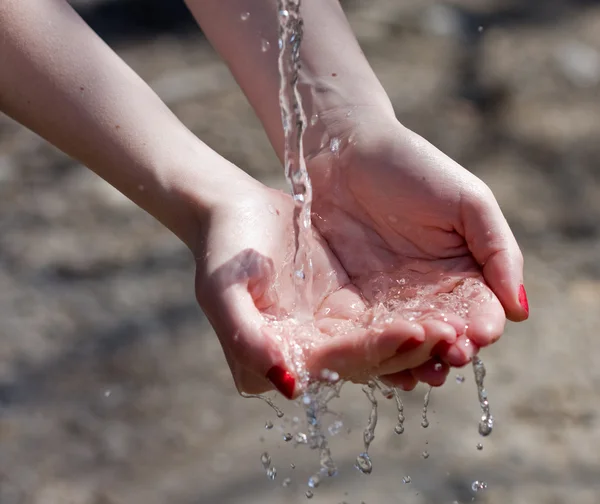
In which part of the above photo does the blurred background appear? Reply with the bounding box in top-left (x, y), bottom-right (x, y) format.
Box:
top-left (1, 0), bottom-right (600, 502)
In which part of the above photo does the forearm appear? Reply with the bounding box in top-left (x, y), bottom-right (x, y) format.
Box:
top-left (0, 0), bottom-right (254, 249)
top-left (185, 0), bottom-right (395, 159)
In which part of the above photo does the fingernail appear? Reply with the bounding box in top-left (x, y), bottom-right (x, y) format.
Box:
top-left (396, 337), bottom-right (424, 353)
top-left (430, 341), bottom-right (452, 358)
top-left (518, 284), bottom-right (529, 315)
top-left (266, 366), bottom-right (295, 399)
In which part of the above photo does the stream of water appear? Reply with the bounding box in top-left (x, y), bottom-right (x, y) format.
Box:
top-left (276, 0), bottom-right (314, 318)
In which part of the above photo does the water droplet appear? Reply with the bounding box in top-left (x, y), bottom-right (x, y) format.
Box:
top-left (279, 9), bottom-right (289, 18)
top-left (394, 424), bottom-right (405, 434)
top-left (478, 416), bottom-right (494, 436)
top-left (282, 477), bottom-right (292, 487)
top-left (402, 476), bottom-right (412, 484)
top-left (295, 432), bottom-right (308, 444)
top-left (295, 269), bottom-right (305, 280)
top-left (305, 490), bottom-right (314, 499)
top-left (267, 467), bottom-right (277, 480)
top-left (260, 452), bottom-right (271, 469)
top-left (290, 463), bottom-right (296, 469)
top-left (478, 25), bottom-right (483, 32)
top-left (476, 443), bottom-right (483, 451)
top-left (241, 11), bottom-right (250, 21)
top-left (456, 374), bottom-right (465, 384)
top-left (434, 362), bottom-right (443, 371)
top-left (355, 452), bottom-right (372, 474)
top-left (310, 113), bottom-right (319, 126)
top-left (283, 433), bottom-right (293, 442)
top-left (471, 480), bottom-right (488, 492)
top-left (261, 39), bottom-right (270, 52)
top-left (265, 421), bottom-right (273, 430)
top-left (328, 420), bottom-right (344, 436)
top-left (103, 390), bottom-right (111, 397)
top-left (308, 474), bottom-right (320, 488)
top-left (422, 451), bottom-right (429, 459)
top-left (330, 137), bottom-right (340, 154)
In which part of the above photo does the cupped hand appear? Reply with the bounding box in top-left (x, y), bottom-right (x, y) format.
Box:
top-left (306, 113), bottom-right (529, 390)
top-left (194, 181), bottom-right (459, 398)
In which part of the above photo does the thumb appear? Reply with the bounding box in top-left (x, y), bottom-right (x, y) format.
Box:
top-left (462, 186), bottom-right (529, 322)
top-left (213, 285), bottom-right (299, 399)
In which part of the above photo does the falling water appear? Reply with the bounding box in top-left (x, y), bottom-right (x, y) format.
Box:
top-left (355, 381), bottom-right (378, 474)
top-left (241, 392), bottom-right (285, 418)
top-left (421, 386), bottom-right (432, 428)
top-left (276, 0), bottom-right (313, 317)
top-left (392, 388), bottom-right (406, 435)
top-left (472, 356), bottom-right (494, 436)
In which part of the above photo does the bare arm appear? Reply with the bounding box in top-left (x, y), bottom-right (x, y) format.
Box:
top-left (184, 0), bottom-right (395, 159)
top-left (0, 0), bottom-right (257, 249)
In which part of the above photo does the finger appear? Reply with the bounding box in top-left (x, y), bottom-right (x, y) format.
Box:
top-left (380, 370), bottom-right (418, 391)
top-left (443, 334), bottom-right (479, 367)
top-left (464, 297), bottom-right (506, 348)
top-left (371, 319), bottom-right (457, 376)
top-left (308, 318), bottom-right (425, 379)
top-left (216, 285), bottom-right (299, 399)
top-left (462, 185), bottom-right (529, 322)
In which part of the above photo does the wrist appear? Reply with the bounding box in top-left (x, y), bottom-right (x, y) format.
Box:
top-left (301, 79), bottom-right (397, 160)
top-left (166, 140), bottom-right (264, 251)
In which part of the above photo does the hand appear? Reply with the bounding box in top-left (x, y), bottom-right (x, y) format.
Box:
top-left (193, 179), bottom-right (462, 398)
top-left (305, 110), bottom-right (529, 390)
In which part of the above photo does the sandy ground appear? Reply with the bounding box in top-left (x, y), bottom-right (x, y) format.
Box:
top-left (1, 1), bottom-right (600, 503)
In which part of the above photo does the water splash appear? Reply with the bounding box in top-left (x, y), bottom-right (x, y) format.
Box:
top-left (472, 356), bottom-right (494, 436)
top-left (301, 381), bottom-right (343, 489)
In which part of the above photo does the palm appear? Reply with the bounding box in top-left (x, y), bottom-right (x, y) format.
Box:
top-left (197, 186), bottom-right (456, 395)
top-left (306, 126), bottom-right (507, 382)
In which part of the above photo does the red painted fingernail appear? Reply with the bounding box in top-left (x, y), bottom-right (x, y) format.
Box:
top-left (518, 284), bottom-right (529, 315)
top-left (430, 341), bottom-right (452, 358)
top-left (396, 337), bottom-right (423, 353)
top-left (266, 366), bottom-right (295, 399)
